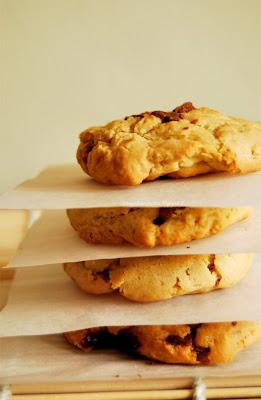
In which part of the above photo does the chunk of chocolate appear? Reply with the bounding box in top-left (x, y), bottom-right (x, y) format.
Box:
top-left (166, 325), bottom-right (210, 363)
top-left (195, 346), bottom-right (210, 363)
top-left (83, 328), bottom-right (115, 349)
top-left (190, 325), bottom-right (210, 363)
top-left (166, 334), bottom-right (191, 346)
top-left (97, 268), bottom-right (110, 281)
top-left (153, 216), bottom-right (166, 226)
top-left (125, 102), bottom-right (196, 122)
top-left (153, 207), bottom-right (186, 225)
top-left (116, 329), bottom-right (141, 353)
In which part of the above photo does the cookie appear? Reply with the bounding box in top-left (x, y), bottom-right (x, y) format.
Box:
top-left (64, 322), bottom-right (261, 364)
top-left (64, 253), bottom-right (252, 302)
top-left (76, 102), bottom-right (261, 185)
top-left (67, 206), bottom-right (251, 248)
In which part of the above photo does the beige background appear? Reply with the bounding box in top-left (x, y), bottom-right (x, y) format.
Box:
top-left (1, 0), bottom-right (260, 193)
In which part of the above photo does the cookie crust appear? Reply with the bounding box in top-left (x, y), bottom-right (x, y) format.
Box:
top-left (77, 102), bottom-right (261, 185)
top-left (64, 322), bottom-right (261, 365)
top-left (67, 207), bottom-right (251, 248)
top-left (64, 253), bottom-right (252, 302)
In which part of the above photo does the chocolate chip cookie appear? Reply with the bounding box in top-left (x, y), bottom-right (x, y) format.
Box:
top-left (67, 207), bottom-right (251, 248)
top-left (64, 322), bottom-right (261, 364)
top-left (77, 102), bottom-right (261, 185)
top-left (64, 253), bottom-right (252, 302)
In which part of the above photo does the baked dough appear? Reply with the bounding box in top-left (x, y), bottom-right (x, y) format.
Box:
top-left (77, 102), bottom-right (261, 185)
top-left (64, 321), bottom-right (261, 365)
top-left (64, 253), bottom-right (252, 302)
top-left (67, 207), bottom-right (251, 248)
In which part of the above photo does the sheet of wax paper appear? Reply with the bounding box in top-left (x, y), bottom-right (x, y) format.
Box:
top-left (0, 334), bottom-right (261, 384)
top-left (0, 255), bottom-right (260, 337)
top-left (8, 208), bottom-right (261, 268)
top-left (0, 164), bottom-right (260, 209)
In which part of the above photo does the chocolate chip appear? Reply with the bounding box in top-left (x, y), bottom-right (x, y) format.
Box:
top-left (166, 334), bottom-right (191, 346)
top-left (190, 325), bottom-right (200, 341)
top-left (116, 329), bottom-right (141, 353)
top-left (207, 255), bottom-right (221, 287)
top-left (190, 325), bottom-right (210, 363)
top-left (157, 175), bottom-right (171, 180)
top-left (153, 216), bottom-right (166, 226)
top-left (97, 269), bottom-right (110, 281)
top-left (207, 257), bottom-right (216, 273)
top-left (83, 334), bottom-right (98, 348)
top-left (151, 110), bottom-right (182, 122)
top-left (153, 207), bottom-right (186, 225)
top-left (162, 116), bottom-right (173, 123)
top-left (167, 325), bottom-right (210, 364)
top-left (195, 346), bottom-right (210, 363)
top-left (173, 102), bottom-right (195, 114)
top-left (85, 139), bottom-right (95, 154)
top-left (83, 328), bottom-right (114, 349)
top-left (125, 102), bottom-right (195, 123)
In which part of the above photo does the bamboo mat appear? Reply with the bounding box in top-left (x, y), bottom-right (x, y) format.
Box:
top-left (2, 379), bottom-right (261, 399)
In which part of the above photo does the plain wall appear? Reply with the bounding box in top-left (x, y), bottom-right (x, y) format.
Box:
top-left (1, 0), bottom-right (260, 193)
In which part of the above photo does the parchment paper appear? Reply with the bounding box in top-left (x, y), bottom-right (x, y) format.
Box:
top-left (9, 209), bottom-right (261, 268)
top-left (0, 334), bottom-right (261, 384)
top-left (0, 165), bottom-right (260, 209)
top-left (0, 258), bottom-right (260, 337)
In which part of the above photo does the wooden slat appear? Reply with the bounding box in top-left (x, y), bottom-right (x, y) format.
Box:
top-left (10, 376), bottom-right (261, 394)
top-left (8, 386), bottom-right (261, 400)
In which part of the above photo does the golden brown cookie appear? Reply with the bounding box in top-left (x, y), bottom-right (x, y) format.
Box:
top-left (64, 322), bottom-right (261, 365)
top-left (77, 102), bottom-right (261, 185)
top-left (67, 206), bottom-right (251, 248)
top-left (64, 253), bottom-right (252, 302)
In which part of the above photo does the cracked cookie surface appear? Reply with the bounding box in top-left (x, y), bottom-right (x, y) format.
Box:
top-left (67, 207), bottom-right (251, 248)
top-left (77, 102), bottom-right (261, 185)
top-left (64, 253), bottom-right (252, 302)
top-left (64, 322), bottom-right (261, 364)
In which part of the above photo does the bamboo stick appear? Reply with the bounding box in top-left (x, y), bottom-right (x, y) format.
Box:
top-left (11, 376), bottom-right (261, 394)
top-left (8, 386), bottom-right (261, 400)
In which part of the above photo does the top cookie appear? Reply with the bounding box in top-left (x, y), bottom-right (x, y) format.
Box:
top-left (77, 102), bottom-right (261, 185)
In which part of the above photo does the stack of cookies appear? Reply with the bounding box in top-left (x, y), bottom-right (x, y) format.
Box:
top-left (63, 102), bottom-right (261, 365)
